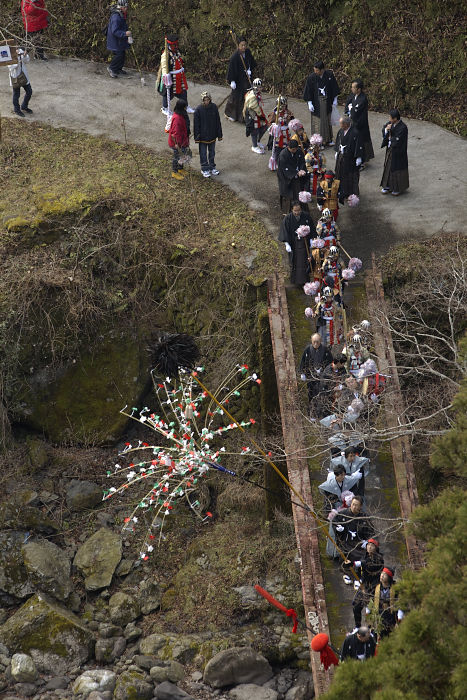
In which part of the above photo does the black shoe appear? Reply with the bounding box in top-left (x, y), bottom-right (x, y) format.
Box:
top-left (14, 109), bottom-right (25, 117)
top-left (21, 107), bottom-right (33, 114)
top-left (118, 69), bottom-right (128, 75)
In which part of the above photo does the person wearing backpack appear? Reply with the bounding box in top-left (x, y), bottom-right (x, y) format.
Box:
top-left (9, 48), bottom-right (33, 117)
top-left (106, 0), bottom-right (132, 78)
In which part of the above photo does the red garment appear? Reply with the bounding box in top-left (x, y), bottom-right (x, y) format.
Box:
top-left (21, 0), bottom-right (49, 32)
top-left (168, 113), bottom-right (189, 148)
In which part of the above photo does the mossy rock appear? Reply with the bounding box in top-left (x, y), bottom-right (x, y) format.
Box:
top-left (0, 531), bottom-right (34, 600)
top-left (73, 528), bottom-right (122, 591)
top-left (15, 332), bottom-right (149, 445)
top-left (21, 539), bottom-right (73, 602)
top-left (0, 592), bottom-right (94, 673)
top-left (113, 670), bottom-right (153, 700)
top-left (108, 591), bottom-right (141, 626)
top-left (0, 502), bottom-right (58, 534)
top-left (26, 436), bottom-right (49, 472)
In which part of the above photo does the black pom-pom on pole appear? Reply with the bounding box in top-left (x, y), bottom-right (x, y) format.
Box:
top-left (147, 333), bottom-right (201, 378)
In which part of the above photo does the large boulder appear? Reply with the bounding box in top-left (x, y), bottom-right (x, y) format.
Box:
top-left (203, 647), bottom-right (273, 689)
top-left (66, 480), bottom-right (102, 512)
top-left (0, 592), bottom-right (94, 674)
top-left (113, 670), bottom-right (153, 700)
top-left (21, 539), bottom-right (72, 601)
top-left (73, 528), bottom-right (122, 591)
top-left (16, 334), bottom-right (149, 444)
top-left (72, 669), bottom-right (116, 698)
top-left (10, 653), bottom-right (38, 683)
top-left (0, 502), bottom-right (58, 534)
top-left (0, 531), bottom-right (34, 601)
top-left (229, 685), bottom-right (278, 700)
top-left (108, 591), bottom-right (141, 625)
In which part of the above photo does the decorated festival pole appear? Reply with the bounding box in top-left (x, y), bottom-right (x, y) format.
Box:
top-left (191, 370), bottom-right (358, 576)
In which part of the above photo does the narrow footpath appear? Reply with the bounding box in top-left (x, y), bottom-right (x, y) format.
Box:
top-left (1, 56), bottom-right (466, 268)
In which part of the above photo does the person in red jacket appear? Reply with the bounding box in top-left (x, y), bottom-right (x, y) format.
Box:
top-left (21, 0), bottom-right (49, 60)
top-left (168, 99), bottom-right (190, 181)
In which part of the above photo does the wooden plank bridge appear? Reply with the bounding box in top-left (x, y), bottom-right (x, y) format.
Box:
top-left (266, 264), bottom-right (425, 695)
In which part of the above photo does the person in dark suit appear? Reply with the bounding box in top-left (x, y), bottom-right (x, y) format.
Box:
top-left (224, 37), bottom-right (256, 122)
top-left (303, 60), bottom-right (340, 146)
top-left (380, 109), bottom-right (409, 196)
top-left (345, 79), bottom-right (374, 167)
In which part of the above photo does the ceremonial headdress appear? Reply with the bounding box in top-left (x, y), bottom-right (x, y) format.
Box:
top-left (288, 118), bottom-right (303, 132)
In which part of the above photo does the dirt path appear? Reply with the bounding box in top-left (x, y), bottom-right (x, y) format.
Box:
top-left (1, 56), bottom-right (466, 265)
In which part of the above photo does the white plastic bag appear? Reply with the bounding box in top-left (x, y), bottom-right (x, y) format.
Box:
top-left (331, 104), bottom-right (341, 126)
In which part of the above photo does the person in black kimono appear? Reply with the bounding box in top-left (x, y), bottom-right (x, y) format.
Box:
top-left (333, 494), bottom-right (374, 562)
top-left (334, 116), bottom-right (364, 201)
top-left (341, 627), bottom-right (377, 662)
top-left (344, 79), bottom-right (374, 167)
top-left (277, 141), bottom-right (307, 212)
top-left (278, 202), bottom-right (312, 286)
top-left (299, 333), bottom-right (333, 412)
top-left (380, 109), bottom-right (409, 196)
top-left (224, 37), bottom-right (256, 122)
top-left (352, 538), bottom-right (384, 627)
top-left (303, 60), bottom-right (340, 146)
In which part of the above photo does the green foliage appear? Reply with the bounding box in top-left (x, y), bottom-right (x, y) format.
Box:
top-left (2, 0), bottom-right (466, 134)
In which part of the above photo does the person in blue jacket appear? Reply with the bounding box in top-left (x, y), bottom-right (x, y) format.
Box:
top-left (106, 0), bottom-right (132, 78)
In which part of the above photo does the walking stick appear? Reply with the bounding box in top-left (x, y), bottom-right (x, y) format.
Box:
top-left (131, 44), bottom-right (145, 86)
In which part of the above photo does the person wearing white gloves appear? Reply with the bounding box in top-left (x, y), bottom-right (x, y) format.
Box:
top-left (334, 115), bottom-right (364, 203)
top-left (332, 494), bottom-right (375, 562)
top-left (303, 60), bottom-right (340, 146)
top-left (278, 201), bottom-right (312, 285)
top-left (225, 36), bottom-right (256, 122)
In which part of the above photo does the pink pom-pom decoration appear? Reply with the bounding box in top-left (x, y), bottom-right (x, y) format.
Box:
top-left (342, 490), bottom-right (355, 506)
top-left (299, 191), bottom-right (312, 203)
top-left (347, 194), bottom-right (360, 207)
top-left (348, 257), bottom-right (363, 272)
top-left (304, 281), bottom-right (320, 296)
top-left (304, 307), bottom-right (314, 318)
top-left (288, 119), bottom-right (303, 132)
top-left (296, 225), bottom-right (311, 238)
top-left (311, 238), bottom-right (325, 249)
top-left (310, 133), bottom-right (323, 146)
top-left (342, 268), bottom-right (356, 280)
top-left (269, 123), bottom-right (281, 138)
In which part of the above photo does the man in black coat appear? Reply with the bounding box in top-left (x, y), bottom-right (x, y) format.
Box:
top-left (225, 37), bottom-right (256, 122)
top-left (333, 494), bottom-right (374, 561)
top-left (352, 538), bottom-right (384, 627)
top-left (303, 60), bottom-right (339, 146)
top-left (344, 79), bottom-right (374, 167)
top-left (277, 141), bottom-right (307, 212)
top-left (341, 627), bottom-right (377, 662)
top-left (380, 109), bottom-right (409, 196)
top-left (299, 333), bottom-right (333, 414)
top-left (278, 201), bottom-right (312, 286)
top-left (334, 115), bottom-right (364, 201)
top-left (194, 91), bottom-right (223, 178)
